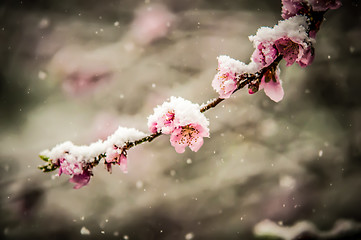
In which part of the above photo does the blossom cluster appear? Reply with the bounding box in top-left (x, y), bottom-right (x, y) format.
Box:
top-left (40, 97), bottom-right (210, 189)
top-left (40, 127), bottom-right (146, 188)
top-left (38, 0), bottom-right (341, 189)
top-left (211, 0), bottom-right (341, 102)
top-left (147, 97), bottom-right (210, 153)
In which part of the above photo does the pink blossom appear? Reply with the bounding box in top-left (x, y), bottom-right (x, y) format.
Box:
top-left (296, 46), bottom-right (315, 67)
top-left (249, 16), bottom-right (313, 69)
top-left (148, 97), bottom-right (210, 153)
top-left (251, 42), bottom-right (278, 68)
top-left (212, 71), bottom-right (237, 99)
top-left (259, 67), bottom-right (284, 102)
top-left (212, 56), bottom-right (248, 99)
top-left (274, 38), bottom-right (314, 67)
top-left (251, 39), bottom-right (313, 69)
top-left (170, 124), bottom-right (209, 153)
top-left (69, 171), bottom-right (91, 189)
top-left (281, 0), bottom-right (309, 19)
top-left (308, 0), bottom-right (342, 11)
top-left (148, 111), bottom-right (176, 134)
top-left (105, 146), bottom-right (128, 173)
top-left (149, 122), bottom-right (158, 134)
top-left (275, 38), bottom-right (299, 66)
top-left (58, 157), bottom-right (83, 176)
top-left (57, 157), bottom-right (92, 189)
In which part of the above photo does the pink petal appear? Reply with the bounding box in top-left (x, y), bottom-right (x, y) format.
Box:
top-left (119, 154), bottom-right (128, 173)
top-left (275, 38), bottom-right (299, 66)
top-left (170, 128), bottom-right (187, 153)
top-left (221, 79), bottom-right (237, 98)
top-left (196, 124), bottom-right (210, 138)
top-left (189, 137), bottom-right (204, 152)
top-left (212, 74), bottom-right (237, 99)
top-left (162, 126), bottom-right (174, 135)
top-left (69, 171), bottom-right (91, 189)
top-left (105, 149), bottom-right (119, 163)
top-left (58, 168), bottom-right (63, 176)
top-left (261, 80), bottom-right (284, 102)
top-left (252, 43), bottom-right (278, 68)
top-left (174, 144), bottom-right (186, 153)
top-left (297, 46), bottom-right (314, 67)
top-left (281, 0), bottom-right (309, 19)
top-left (149, 122), bottom-right (158, 133)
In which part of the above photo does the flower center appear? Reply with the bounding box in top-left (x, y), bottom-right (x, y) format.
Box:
top-left (164, 111), bottom-right (175, 125)
top-left (179, 125), bottom-right (199, 145)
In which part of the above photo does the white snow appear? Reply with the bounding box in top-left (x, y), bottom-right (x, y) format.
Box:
top-left (103, 127), bottom-right (147, 150)
top-left (249, 16), bottom-right (312, 48)
top-left (80, 226), bottom-right (91, 235)
top-left (40, 126), bottom-right (146, 164)
top-left (147, 96), bottom-right (209, 132)
top-left (217, 55), bottom-right (248, 73)
top-left (217, 55), bottom-right (261, 74)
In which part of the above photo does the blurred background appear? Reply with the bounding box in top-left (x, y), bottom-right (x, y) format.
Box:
top-left (0, 0), bottom-right (360, 239)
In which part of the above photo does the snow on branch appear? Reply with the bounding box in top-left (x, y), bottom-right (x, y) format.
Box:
top-left (38, 0), bottom-right (341, 189)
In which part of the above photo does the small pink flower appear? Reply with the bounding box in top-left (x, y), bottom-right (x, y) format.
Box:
top-left (274, 38), bottom-right (300, 66)
top-left (105, 146), bottom-right (128, 173)
top-left (212, 71), bottom-right (237, 99)
top-left (281, 0), bottom-right (309, 19)
top-left (58, 157), bottom-right (83, 176)
top-left (252, 38), bottom-right (314, 69)
top-left (148, 97), bottom-right (210, 153)
top-left (170, 124), bottom-right (209, 153)
top-left (118, 153), bottom-right (127, 173)
top-left (212, 56), bottom-right (248, 99)
top-left (274, 38), bottom-right (314, 67)
top-left (250, 16), bottom-right (313, 69)
top-left (259, 67), bottom-right (284, 102)
top-left (149, 122), bottom-right (158, 134)
top-left (69, 171), bottom-right (91, 189)
top-left (149, 111), bottom-right (176, 134)
top-left (297, 46), bottom-right (315, 67)
top-left (57, 157), bottom-right (92, 189)
top-left (251, 43), bottom-right (278, 68)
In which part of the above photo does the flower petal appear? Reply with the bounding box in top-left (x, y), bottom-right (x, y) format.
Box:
top-left (119, 153), bottom-right (128, 173)
top-left (260, 68), bottom-right (284, 102)
top-left (297, 46), bottom-right (314, 67)
top-left (69, 171), bottom-right (91, 189)
top-left (262, 80), bottom-right (284, 102)
top-left (170, 130), bottom-right (187, 153)
top-left (189, 137), bottom-right (204, 152)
